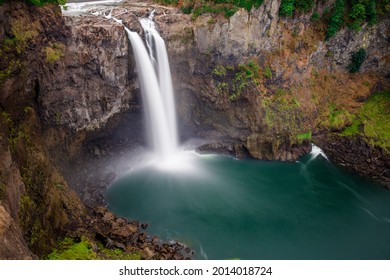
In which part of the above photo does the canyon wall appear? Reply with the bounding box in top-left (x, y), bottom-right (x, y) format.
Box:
top-left (0, 0), bottom-right (389, 259)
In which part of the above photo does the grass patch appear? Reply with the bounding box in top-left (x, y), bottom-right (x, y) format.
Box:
top-left (323, 104), bottom-right (353, 131)
top-left (47, 236), bottom-right (97, 260)
top-left (97, 243), bottom-right (141, 260)
top-left (297, 131), bottom-right (312, 141)
top-left (263, 66), bottom-right (272, 79)
top-left (47, 236), bottom-right (141, 260)
top-left (262, 90), bottom-right (308, 141)
top-left (44, 43), bottom-right (65, 63)
top-left (212, 60), bottom-right (261, 101)
top-left (341, 90), bottom-right (390, 150)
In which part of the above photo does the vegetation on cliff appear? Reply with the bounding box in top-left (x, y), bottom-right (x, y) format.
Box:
top-left (342, 90), bottom-right (390, 151)
top-left (0, 0), bottom-right (65, 6)
top-left (46, 236), bottom-right (141, 260)
top-left (156, 0), bottom-right (389, 39)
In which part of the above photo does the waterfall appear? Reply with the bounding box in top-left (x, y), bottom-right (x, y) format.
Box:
top-left (139, 17), bottom-right (179, 152)
top-left (124, 27), bottom-right (178, 161)
top-left (65, 2), bottom-right (184, 168)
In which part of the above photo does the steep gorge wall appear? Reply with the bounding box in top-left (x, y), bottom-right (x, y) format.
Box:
top-left (0, 0), bottom-right (389, 259)
top-left (149, 0), bottom-right (389, 184)
top-left (0, 2), bottom-right (88, 258)
top-left (156, 1), bottom-right (387, 161)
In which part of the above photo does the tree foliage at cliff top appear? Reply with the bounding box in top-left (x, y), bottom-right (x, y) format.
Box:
top-left (0, 0), bottom-right (65, 6)
top-left (156, 0), bottom-right (265, 18)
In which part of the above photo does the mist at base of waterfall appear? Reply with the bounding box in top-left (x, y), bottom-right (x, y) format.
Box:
top-left (106, 152), bottom-right (390, 260)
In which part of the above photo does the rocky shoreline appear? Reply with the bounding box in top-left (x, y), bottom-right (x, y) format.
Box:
top-left (314, 134), bottom-right (390, 189)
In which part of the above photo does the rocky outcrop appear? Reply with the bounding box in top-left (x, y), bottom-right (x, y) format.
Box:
top-left (0, 144), bottom-right (34, 259)
top-left (152, 1), bottom-right (389, 164)
top-left (314, 134), bottom-right (390, 188)
top-left (310, 20), bottom-right (390, 74)
top-left (193, 0), bottom-right (280, 61)
top-left (0, 205), bottom-right (34, 259)
top-left (39, 16), bottom-right (134, 132)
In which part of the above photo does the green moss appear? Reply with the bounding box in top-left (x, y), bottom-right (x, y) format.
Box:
top-left (97, 243), bottom-right (141, 260)
top-left (341, 90), bottom-right (390, 150)
top-left (263, 66), bottom-right (272, 79)
top-left (0, 60), bottom-right (22, 85)
top-left (47, 236), bottom-right (97, 260)
top-left (47, 236), bottom-right (141, 260)
top-left (19, 194), bottom-right (45, 248)
top-left (44, 43), bottom-right (65, 63)
top-left (323, 104), bottom-right (353, 131)
top-left (297, 131), bottom-right (312, 143)
top-left (341, 118), bottom-right (361, 136)
top-left (212, 65), bottom-right (227, 77)
top-left (10, 19), bottom-right (39, 54)
top-left (212, 60), bottom-right (261, 101)
top-left (262, 90), bottom-right (306, 141)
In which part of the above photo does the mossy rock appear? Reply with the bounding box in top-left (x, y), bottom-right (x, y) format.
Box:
top-left (342, 90), bottom-right (390, 151)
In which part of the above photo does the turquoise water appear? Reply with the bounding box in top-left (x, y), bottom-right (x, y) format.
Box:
top-left (105, 152), bottom-right (390, 259)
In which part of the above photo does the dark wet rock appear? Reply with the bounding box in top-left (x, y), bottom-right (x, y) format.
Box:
top-left (140, 223), bottom-right (148, 229)
top-left (314, 134), bottom-right (390, 188)
top-left (111, 224), bottom-right (138, 238)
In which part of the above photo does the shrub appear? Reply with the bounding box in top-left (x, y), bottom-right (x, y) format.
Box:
top-left (366, 0), bottom-right (378, 25)
top-left (263, 66), bottom-right (272, 79)
top-left (348, 48), bottom-right (366, 73)
top-left (26, 0), bottom-right (66, 6)
top-left (326, 0), bottom-right (345, 39)
top-left (279, 0), bottom-right (295, 17)
top-left (233, 0), bottom-right (264, 12)
top-left (311, 11), bottom-right (320, 22)
top-left (294, 0), bottom-right (314, 13)
top-left (349, 3), bottom-right (366, 31)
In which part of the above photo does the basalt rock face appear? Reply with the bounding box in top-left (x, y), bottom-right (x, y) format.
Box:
top-left (192, 0), bottom-right (280, 61)
top-left (39, 16), bottom-right (135, 132)
top-left (47, 0), bottom-right (388, 166)
top-left (154, 3), bottom-right (312, 161)
top-left (151, 1), bottom-right (389, 168)
top-left (0, 145), bottom-right (34, 260)
top-left (314, 134), bottom-right (390, 188)
top-left (0, 2), bottom-right (132, 260)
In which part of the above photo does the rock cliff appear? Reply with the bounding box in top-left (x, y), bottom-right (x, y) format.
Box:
top-left (0, 0), bottom-right (389, 259)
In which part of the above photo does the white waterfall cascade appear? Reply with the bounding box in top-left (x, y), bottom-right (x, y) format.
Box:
top-left (310, 144), bottom-right (329, 160)
top-left (63, 2), bottom-right (196, 171)
top-left (138, 15), bottom-right (179, 156)
top-left (124, 26), bottom-right (179, 162)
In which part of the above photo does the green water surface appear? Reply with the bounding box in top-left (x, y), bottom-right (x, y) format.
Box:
top-left (106, 152), bottom-right (390, 259)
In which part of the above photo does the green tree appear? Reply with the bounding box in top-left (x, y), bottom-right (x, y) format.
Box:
top-left (366, 0), bottom-right (378, 25)
top-left (348, 48), bottom-right (366, 73)
top-left (279, 0), bottom-right (295, 17)
top-left (326, 0), bottom-right (345, 39)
